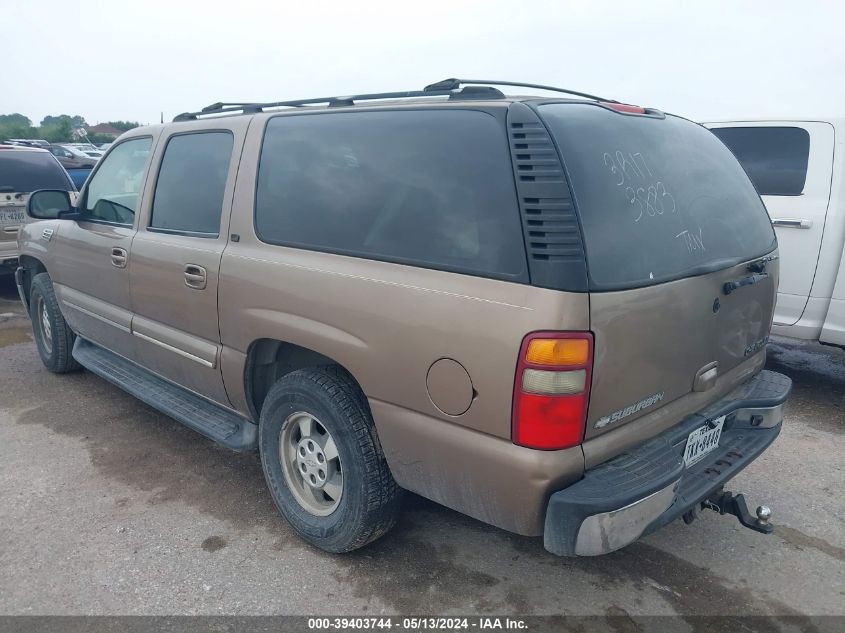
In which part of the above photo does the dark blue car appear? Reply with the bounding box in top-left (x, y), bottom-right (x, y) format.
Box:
top-left (65, 167), bottom-right (93, 190)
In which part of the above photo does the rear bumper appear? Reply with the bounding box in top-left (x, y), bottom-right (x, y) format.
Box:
top-left (0, 239), bottom-right (18, 268)
top-left (544, 370), bottom-right (791, 556)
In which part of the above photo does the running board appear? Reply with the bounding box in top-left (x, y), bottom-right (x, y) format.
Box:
top-left (72, 338), bottom-right (258, 451)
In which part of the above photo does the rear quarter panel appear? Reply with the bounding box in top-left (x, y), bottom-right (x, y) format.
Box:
top-left (217, 113), bottom-right (590, 535)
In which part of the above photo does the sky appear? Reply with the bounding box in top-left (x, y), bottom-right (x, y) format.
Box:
top-left (4, 0), bottom-right (844, 126)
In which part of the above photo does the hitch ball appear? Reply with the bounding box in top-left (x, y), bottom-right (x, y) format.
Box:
top-left (756, 505), bottom-right (772, 526)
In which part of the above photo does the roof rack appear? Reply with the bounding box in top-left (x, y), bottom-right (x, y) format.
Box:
top-left (173, 78), bottom-right (614, 122)
top-left (423, 78), bottom-right (618, 103)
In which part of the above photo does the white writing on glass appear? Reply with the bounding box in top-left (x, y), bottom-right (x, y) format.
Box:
top-left (675, 227), bottom-right (705, 253)
top-left (602, 151), bottom-right (676, 223)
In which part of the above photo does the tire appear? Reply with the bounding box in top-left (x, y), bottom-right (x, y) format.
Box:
top-left (29, 272), bottom-right (81, 373)
top-left (259, 366), bottom-right (403, 553)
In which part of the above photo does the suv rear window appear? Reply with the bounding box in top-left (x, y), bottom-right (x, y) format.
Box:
top-left (255, 110), bottom-right (527, 281)
top-left (709, 126), bottom-right (810, 196)
top-left (0, 151), bottom-right (72, 193)
top-left (538, 104), bottom-right (776, 290)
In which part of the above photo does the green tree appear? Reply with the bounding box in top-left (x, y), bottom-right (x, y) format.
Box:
top-left (38, 115), bottom-right (88, 142)
top-left (0, 113), bottom-right (36, 140)
top-left (40, 114), bottom-right (87, 129)
top-left (104, 120), bottom-right (140, 132)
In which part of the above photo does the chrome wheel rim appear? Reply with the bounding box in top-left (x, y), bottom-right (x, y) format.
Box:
top-left (36, 296), bottom-right (53, 354)
top-left (280, 411), bottom-right (343, 516)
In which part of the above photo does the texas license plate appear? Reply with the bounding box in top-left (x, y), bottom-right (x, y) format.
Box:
top-left (683, 416), bottom-right (725, 467)
top-left (0, 208), bottom-right (25, 226)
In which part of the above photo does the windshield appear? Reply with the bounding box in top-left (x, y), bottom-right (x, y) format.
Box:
top-left (0, 151), bottom-right (72, 193)
top-left (538, 104), bottom-right (776, 290)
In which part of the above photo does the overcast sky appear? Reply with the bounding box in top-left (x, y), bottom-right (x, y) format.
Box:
top-left (5, 0), bottom-right (844, 126)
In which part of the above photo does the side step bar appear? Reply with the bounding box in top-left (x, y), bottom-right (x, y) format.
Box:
top-left (72, 338), bottom-right (258, 451)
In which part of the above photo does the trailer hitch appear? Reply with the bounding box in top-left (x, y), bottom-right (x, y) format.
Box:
top-left (700, 490), bottom-right (774, 534)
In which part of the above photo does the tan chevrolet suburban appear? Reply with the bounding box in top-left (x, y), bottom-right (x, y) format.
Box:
top-left (16, 79), bottom-right (791, 556)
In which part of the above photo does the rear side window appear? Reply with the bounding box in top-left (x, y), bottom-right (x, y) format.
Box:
top-left (255, 110), bottom-right (527, 280)
top-left (709, 126), bottom-right (810, 196)
top-left (150, 131), bottom-right (233, 235)
top-left (0, 151), bottom-right (72, 193)
top-left (539, 104), bottom-right (777, 290)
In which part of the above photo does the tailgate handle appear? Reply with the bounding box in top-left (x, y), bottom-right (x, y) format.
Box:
top-left (694, 361), bottom-right (719, 392)
top-left (723, 272), bottom-right (768, 296)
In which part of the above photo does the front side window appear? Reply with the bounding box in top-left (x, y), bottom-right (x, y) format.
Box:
top-left (710, 126), bottom-right (810, 196)
top-left (83, 137), bottom-right (152, 224)
top-left (255, 110), bottom-right (527, 280)
top-left (150, 132), bottom-right (234, 235)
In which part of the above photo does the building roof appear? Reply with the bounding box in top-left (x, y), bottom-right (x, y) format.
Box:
top-left (87, 123), bottom-right (123, 135)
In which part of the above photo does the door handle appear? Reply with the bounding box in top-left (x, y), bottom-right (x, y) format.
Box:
top-left (111, 247), bottom-right (127, 268)
top-left (184, 264), bottom-right (207, 290)
top-left (772, 218), bottom-right (812, 229)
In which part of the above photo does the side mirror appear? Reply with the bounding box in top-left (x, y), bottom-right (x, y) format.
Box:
top-left (27, 189), bottom-right (76, 220)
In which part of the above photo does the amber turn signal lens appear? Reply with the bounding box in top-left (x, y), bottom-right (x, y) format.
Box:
top-left (525, 338), bottom-right (590, 366)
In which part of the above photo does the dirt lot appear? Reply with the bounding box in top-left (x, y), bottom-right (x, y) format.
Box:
top-left (1, 274), bottom-right (843, 619)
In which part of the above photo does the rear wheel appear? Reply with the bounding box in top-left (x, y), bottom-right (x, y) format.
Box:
top-left (259, 366), bottom-right (403, 552)
top-left (30, 273), bottom-right (81, 373)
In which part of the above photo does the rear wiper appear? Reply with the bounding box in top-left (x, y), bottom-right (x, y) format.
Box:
top-left (723, 272), bottom-right (768, 296)
top-left (0, 185), bottom-right (15, 192)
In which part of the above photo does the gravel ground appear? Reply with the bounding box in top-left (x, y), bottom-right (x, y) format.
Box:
top-left (0, 274), bottom-right (843, 621)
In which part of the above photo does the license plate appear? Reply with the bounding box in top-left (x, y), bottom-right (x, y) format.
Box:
top-left (683, 416), bottom-right (725, 467)
top-left (0, 209), bottom-right (25, 226)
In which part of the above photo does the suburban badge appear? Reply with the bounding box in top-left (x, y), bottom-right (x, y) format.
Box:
top-left (595, 391), bottom-right (665, 429)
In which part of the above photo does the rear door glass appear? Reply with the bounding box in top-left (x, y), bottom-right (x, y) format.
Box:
top-left (150, 131), bottom-right (233, 236)
top-left (0, 151), bottom-right (72, 192)
top-left (709, 126), bottom-right (810, 196)
top-left (539, 104), bottom-right (777, 290)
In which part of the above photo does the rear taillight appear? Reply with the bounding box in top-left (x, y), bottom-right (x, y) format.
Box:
top-left (512, 331), bottom-right (593, 450)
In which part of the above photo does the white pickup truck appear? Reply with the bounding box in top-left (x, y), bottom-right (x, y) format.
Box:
top-left (704, 118), bottom-right (845, 348)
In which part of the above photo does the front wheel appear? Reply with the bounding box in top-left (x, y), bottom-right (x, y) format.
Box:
top-left (259, 366), bottom-right (403, 552)
top-left (29, 272), bottom-right (81, 373)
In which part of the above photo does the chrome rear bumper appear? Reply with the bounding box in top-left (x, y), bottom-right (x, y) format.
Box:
top-left (544, 370), bottom-right (791, 556)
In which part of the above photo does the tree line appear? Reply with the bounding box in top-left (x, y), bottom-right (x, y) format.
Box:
top-left (0, 113), bottom-right (140, 144)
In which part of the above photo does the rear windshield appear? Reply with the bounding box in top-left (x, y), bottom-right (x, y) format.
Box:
top-left (0, 151), bottom-right (72, 193)
top-left (539, 104), bottom-right (776, 290)
top-left (709, 126), bottom-right (810, 196)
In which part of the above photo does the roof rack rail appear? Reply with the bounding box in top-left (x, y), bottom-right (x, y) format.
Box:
top-left (423, 78), bottom-right (618, 103)
top-left (174, 89), bottom-right (455, 121)
top-left (173, 78), bottom-right (612, 122)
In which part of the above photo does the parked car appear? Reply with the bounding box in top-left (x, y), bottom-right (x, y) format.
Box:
top-left (16, 79), bottom-right (790, 556)
top-left (65, 167), bottom-right (93, 190)
top-left (62, 144), bottom-right (104, 160)
top-left (49, 144), bottom-right (97, 169)
top-left (5, 138), bottom-right (51, 149)
top-left (704, 119), bottom-right (845, 348)
top-left (0, 145), bottom-right (74, 273)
